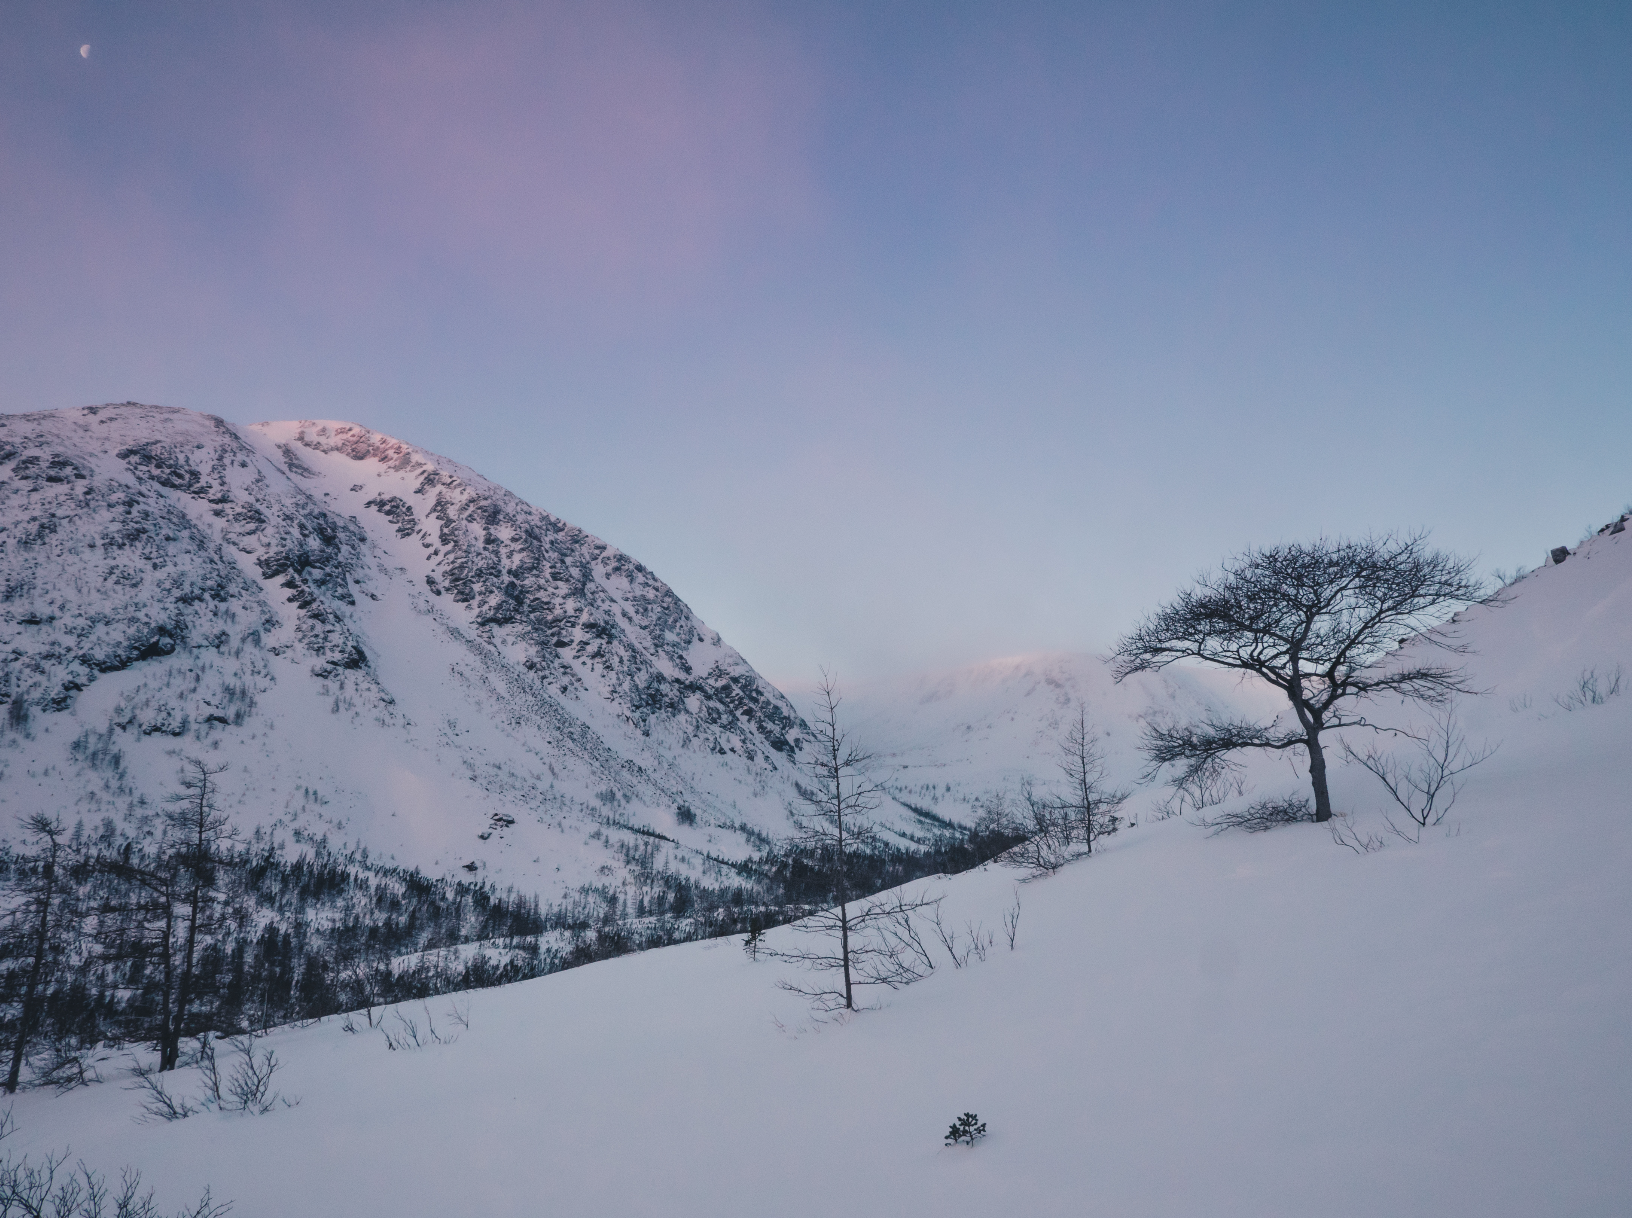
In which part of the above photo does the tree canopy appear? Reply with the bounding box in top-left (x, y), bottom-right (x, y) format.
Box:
top-left (1112, 533), bottom-right (1485, 822)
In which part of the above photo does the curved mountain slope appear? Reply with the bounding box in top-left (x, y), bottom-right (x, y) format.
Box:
top-left (0, 404), bottom-right (805, 888)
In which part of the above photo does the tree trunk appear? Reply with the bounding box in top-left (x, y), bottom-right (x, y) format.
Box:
top-left (1079, 764), bottom-right (1094, 856)
top-left (158, 900), bottom-right (178, 1071)
top-left (1287, 672), bottom-right (1333, 824)
top-left (839, 901), bottom-right (853, 1010)
top-left (165, 883), bottom-right (203, 1071)
top-left (5, 854), bottom-right (56, 1093)
top-left (1306, 728), bottom-right (1333, 823)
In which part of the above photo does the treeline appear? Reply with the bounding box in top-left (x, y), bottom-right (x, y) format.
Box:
top-left (0, 762), bottom-right (1019, 1089)
top-left (0, 763), bottom-right (550, 1089)
top-left (526, 808), bottom-right (1024, 972)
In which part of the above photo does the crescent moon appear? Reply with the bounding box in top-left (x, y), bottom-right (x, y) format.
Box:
top-left (80, 45), bottom-right (90, 58)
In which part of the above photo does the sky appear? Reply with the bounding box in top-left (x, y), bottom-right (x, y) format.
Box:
top-left (2, 1), bottom-right (1628, 688)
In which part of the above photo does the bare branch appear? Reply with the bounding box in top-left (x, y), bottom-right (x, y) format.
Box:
top-left (1343, 708), bottom-right (1498, 840)
top-left (1114, 533), bottom-right (1484, 822)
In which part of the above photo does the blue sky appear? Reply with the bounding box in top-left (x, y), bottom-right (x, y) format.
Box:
top-left (3, 2), bottom-right (1628, 685)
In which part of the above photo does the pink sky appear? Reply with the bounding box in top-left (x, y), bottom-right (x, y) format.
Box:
top-left (2, 2), bottom-right (1628, 683)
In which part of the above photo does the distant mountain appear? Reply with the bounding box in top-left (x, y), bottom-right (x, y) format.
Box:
top-left (0, 404), bottom-right (806, 890)
top-left (833, 651), bottom-right (1286, 824)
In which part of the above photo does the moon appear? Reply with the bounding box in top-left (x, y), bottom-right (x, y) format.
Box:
top-left (80, 45), bottom-right (90, 58)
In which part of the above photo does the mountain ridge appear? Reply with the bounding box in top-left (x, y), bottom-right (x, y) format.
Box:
top-left (0, 403), bottom-right (807, 889)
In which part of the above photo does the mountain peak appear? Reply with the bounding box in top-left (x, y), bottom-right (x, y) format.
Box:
top-left (0, 404), bottom-right (804, 887)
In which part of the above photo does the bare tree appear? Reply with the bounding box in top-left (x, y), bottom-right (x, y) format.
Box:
top-left (98, 850), bottom-right (183, 1070)
top-left (1056, 703), bottom-right (1128, 853)
top-left (769, 673), bottom-right (938, 1011)
top-left (102, 760), bottom-right (241, 1071)
top-left (159, 760), bottom-right (240, 1070)
top-left (4, 815), bottom-right (69, 1093)
top-left (1112, 534), bottom-right (1484, 823)
top-left (1001, 706), bottom-right (1128, 875)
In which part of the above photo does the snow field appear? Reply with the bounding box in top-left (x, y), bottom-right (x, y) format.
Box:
top-left (8, 675), bottom-right (1628, 1216)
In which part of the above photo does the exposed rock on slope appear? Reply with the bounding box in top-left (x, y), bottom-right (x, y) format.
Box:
top-left (0, 404), bottom-right (805, 889)
top-left (270, 420), bottom-right (800, 760)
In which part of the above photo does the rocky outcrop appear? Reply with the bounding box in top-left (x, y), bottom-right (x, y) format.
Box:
top-left (0, 405), bottom-right (371, 714)
top-left (272, 420), bottom-right (802, 762)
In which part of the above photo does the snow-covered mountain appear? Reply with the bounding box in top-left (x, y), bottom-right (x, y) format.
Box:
top-left (0, 403), bottom-right (806, 889)
top-left (9, 502), bottom-right (1629, 1217)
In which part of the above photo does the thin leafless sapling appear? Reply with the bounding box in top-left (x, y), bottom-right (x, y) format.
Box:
top-left (1001, 890), bottom-right (1021, 950)
top-left (768, 673), bottom-right (940, 1011)
top-left (1342, 706), bottom-right (1497, 842)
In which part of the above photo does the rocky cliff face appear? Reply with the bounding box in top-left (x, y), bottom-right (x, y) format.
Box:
top-left (264, 419), bottom-right (801, 761)
top-left (0, 404), bottom-right (806, 889)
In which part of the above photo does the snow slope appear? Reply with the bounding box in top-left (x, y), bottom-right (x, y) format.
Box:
top-left (0, 404), bottom-right (806, 889)
top-left (837, 518), bottom-right (1632, 824)
top-left (830, 650), bottom-right (1284, 819)
top-left (6, 511), bottom-right (1628, 1216)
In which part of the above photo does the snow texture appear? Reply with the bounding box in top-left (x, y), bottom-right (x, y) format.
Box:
top-left (5, 494), bottom-right (1629, 1216)
top-left (0, 404), bottom-right (806, 889)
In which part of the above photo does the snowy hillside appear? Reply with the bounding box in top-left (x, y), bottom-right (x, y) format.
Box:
top-left (838, 517), bottom-right (1631, 825)
top-left (6, 510), bottom-right (1628, 1216)
top-left (0, 404), bottom-right (806, 889)
top-left (831, 651), bottom-right (1284, 819)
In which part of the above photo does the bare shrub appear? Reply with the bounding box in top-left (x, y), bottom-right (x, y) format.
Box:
top-left (31, 1040), bottom-right (104, 1095)
top-left (1200, 796), bottom-right (1313, 835)
top-left (1329, 812), bottom-right (1388, 855)
top-left (1002, 782), bottom-right (1081, 875)
top-left (1553, 665), bottom-right (1624, 712)
top-left (380, 1003), bottom-right (457, 1051)
top-left (1001, 891), bottom-right (1021, 951)
top-left (0, 1109), bottom-right (229, 1217)
top-left (1343, 707), bottom-right (1498, 842)
top-left (1151, 755), bottom-right (1248, 821)
top-left (927, 906), bottom-right (993, 969)
top-left (126, 1058), bottom-right (197, 1123)
top-left (197, 1036), bottom-right (223, 1109)
top-left (222, 1038), bottom-right (290, 1114)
